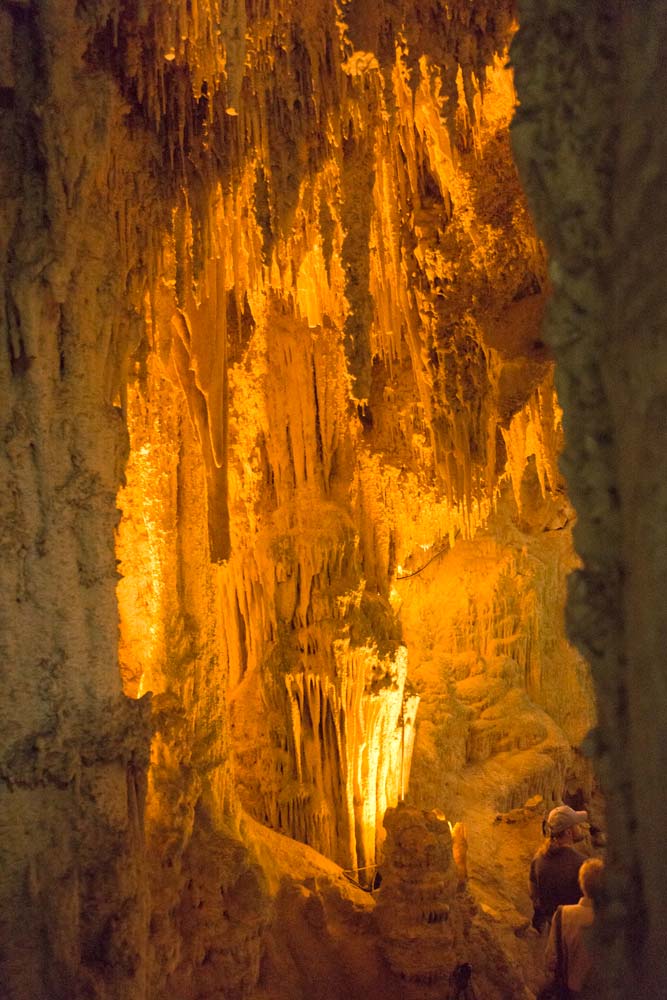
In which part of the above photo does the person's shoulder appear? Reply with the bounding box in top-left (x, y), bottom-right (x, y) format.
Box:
top-left (531, 846), bottom-right (549, 868)
top-left (559, 901), bottom-right (583, 929)
top-left (562, 845), bottom-right (587, 860)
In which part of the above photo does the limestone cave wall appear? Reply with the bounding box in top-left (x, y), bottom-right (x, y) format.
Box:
top-left (2, 1), bottom-right (658, 998)
top-left (512, 4), bottom-right (667, 998)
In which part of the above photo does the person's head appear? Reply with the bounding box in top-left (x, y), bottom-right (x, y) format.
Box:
top-left (579, 857), bottom-right (605, 906)
top-left (546, 805), bottom-right (588, 845)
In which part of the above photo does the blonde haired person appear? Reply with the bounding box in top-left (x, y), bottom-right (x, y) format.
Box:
top-left (544, 857), bottom-right (605, 998)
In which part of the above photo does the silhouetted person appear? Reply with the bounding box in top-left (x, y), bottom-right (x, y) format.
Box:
top-left (450, 962), bottom-right (477, 999)
top-left (530, 805), bottom-right (588, 932)
top-left (544, 857), bottom-right (605, 998)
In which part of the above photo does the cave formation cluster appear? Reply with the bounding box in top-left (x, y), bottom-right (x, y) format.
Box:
top-left (2, 1), bottom-right (665, 999)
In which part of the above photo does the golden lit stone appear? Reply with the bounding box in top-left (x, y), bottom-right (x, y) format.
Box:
top-left (113, 3), bottom-right (581, 915)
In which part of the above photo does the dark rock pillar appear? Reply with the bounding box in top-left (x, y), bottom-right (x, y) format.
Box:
top-left (512, 3), bottom-right (667, 996)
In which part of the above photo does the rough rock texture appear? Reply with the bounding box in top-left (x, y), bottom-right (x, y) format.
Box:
top-left (512, 3), bottom-right (667, 998)
top-left (374, 804), bottom-right (469, 998)
top-left (375, 803), bottom-right (535, 1000)
top-left (0, 1), bottom-right (620, 998)
top-left (0, 4), bottom-right (153, 997)
top-left (243, 814), bottom-right (403, 1000)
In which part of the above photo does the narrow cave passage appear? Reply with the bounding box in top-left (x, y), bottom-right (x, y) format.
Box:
top-left (2, 3), bottom-right (666, 1000)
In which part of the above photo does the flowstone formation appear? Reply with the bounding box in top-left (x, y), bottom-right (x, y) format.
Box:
top-left (1, 0), bottom-right (602, 998)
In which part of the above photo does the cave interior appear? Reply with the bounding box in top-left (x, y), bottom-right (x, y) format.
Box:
top-left (1, 2), bottom-right (666, 999)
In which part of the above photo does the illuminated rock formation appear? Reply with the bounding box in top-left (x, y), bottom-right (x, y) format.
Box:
top-left (6, 1), bottom-right (664, 999)
top-left (107, 0), bottom-right (569, 921)
top-left (375, 803), bottom-right (467, 997)
top-left (375, 803), bottom-right (532, 999)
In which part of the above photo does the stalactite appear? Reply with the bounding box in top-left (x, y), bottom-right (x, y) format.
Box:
top-left (283, 642), bottom-right (418, 874)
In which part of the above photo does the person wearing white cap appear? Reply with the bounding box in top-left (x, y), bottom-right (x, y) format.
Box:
top-left (529, 805), bottom-right (589, 932)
